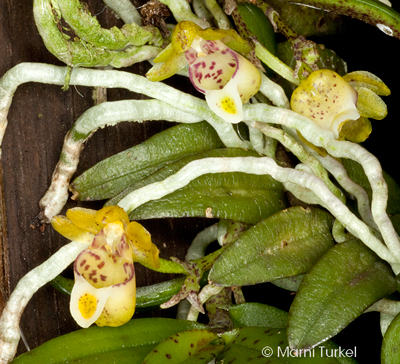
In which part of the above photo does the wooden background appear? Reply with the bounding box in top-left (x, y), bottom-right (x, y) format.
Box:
top-left (1, 0), bottom-right (400, 362)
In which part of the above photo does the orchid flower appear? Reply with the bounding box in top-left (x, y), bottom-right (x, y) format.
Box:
top-left (51, 205), bottom-right (160, 327)
top-left (146, 21), bottom-right (261, 123)
top-left (291, 69), bottom-right (390, 144)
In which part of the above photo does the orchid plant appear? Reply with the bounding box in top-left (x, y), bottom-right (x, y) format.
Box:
top-left (1, 0), bottom-right (400, 363)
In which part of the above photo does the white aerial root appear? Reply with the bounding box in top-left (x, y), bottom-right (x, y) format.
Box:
top-left (158, 0), bottom-right (210, 28)
top-left (316, 154), bottom-right (378, 231)
top-left (36, 99), bottom-right (203, 224)
top-left (185, 223), bottom-right (219, 261)
top-left (0, 63), bottom-right (248, 149)
top-left (102, 0), bottom-right (142, 24)
top-left (244, 104), bottom-right (400, 266)
top-left (0, 241), bottom-right (88, 364)
top-left (116, 156), bottom-right (398, 271)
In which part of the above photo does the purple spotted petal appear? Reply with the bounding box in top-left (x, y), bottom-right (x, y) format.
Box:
top-left (186, 40), bottom-right (239, 95)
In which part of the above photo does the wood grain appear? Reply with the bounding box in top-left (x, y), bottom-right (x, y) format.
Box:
top-left (0, 0), bottom-right (213, 355)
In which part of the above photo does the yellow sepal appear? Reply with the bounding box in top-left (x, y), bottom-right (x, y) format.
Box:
top-left (353, 86), bottom-right (388, 120)
top-left (126, 221), bottom-right (160, 269)
top-left (95, 205), bottom-right (130, 227)
top-left (343, 71), bottom-right (391, 96)
top-left (51, 215), bottom-right (95, 244)
top-left (66, 207), bottom-right (101, 234)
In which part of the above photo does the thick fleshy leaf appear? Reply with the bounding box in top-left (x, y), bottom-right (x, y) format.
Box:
top-left (287, 0), bottom-right (400, 40)
top-left (228, 303), bottom-right (288, 328)
top-left (382, 310), bottom-right (400, 363)
top-left (142, 329), bottom-right (219, 364)
top-left (70, 122), bottom-right (223, 201)
top-left (128, 171), bottom-right (286, 225)
top-left (288, 239), bottom-right (397, 351)
top-left (10, 318), bottom-right (206, 364)
top-left (291, 69), bottom-right (360, 138)
top-left (209, 206), bottom-right (334, 286)
top-left (217, 327), bottom-right (356, 363)
top-left (108, 148), bottom-right (267, 207)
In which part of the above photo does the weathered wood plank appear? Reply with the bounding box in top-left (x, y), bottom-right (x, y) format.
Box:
top-left (0, 0), bottom-right (212, 355)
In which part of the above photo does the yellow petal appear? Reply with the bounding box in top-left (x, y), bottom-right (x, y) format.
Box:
top-left (339, 117), bottom-right (372, 143)
top-left (66, 207), bottom-right (102, 234)
top-left (126, 221), bottom-right (160, 269)
top-left (51, 215), bottom-right (95, 244)
top-left (233, 54), bottom-right (261, 104)
top-left (95, 264), bottom-right (136, 327)
top-left (146, 52), bottom-right (188, 82)
top-left (153, 43), bottom-right (175, 63)
top-left (171, 21), bottom-right (201, 53)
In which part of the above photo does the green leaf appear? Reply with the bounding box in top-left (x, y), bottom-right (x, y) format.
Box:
top-left (288, 239), bottom-right (397, 351)
top-left (217, 327), bottom-right (358, 363)
top-left (288, 0), bottom-right (400, 40)
top-left (124, 148), bottom-right (287, 224)
top-left (382, 310), bottom-right (400, 363)
top-left (265, 0), bottom-right (344, 37)
top-left (70, 122), bottom-right (223, 201)
top-left (208, 206), bottom-right (334, 286)
top-left (10, 318), bottom-right (205, 364)
top-left (228, 302), bottom-right (288, 328)
top-left (142, 329), bottom-right (219, 364)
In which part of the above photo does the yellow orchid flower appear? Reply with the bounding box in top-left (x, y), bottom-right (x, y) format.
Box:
top-left (146, 21), bottom-right (260, 124)
top-left (51, 205), bottom-right (160, 328)
top-left (291, 69), bottom-right (390, 143)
